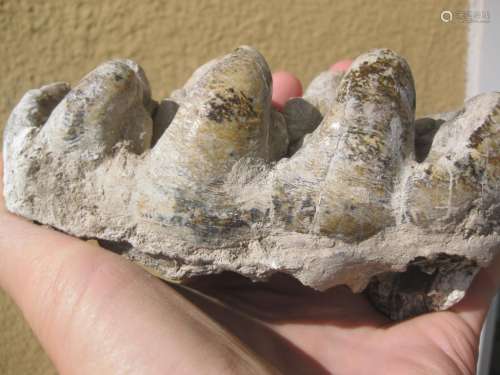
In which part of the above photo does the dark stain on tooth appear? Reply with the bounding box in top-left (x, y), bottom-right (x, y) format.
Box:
top-left (469, 115), bottom-right (496, 149)
top-left (336, 51), bottom-right (415, 120)
top-left (249, 208), bottom-right (264, 222)
top-left (113, 73), bottom-right (124, 81)
top-left (206, 89), bottom-right (257, 124)
top-left (62, 105), bottom-right (85, 143)
top-left (158, 194), bottom-right (263, 240)
top-left (300, 196), bottom-right (314, 210)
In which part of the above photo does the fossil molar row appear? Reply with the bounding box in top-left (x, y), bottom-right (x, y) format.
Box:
top-left (4, 46), bottom-right (500, 319)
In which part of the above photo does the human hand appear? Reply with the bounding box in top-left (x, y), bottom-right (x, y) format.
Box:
top-left (1, 61), bottom-right (499, 375)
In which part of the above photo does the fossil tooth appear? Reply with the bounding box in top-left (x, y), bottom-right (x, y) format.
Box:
top-left (401, 92), bottom-right (500, 229)
top-left (3, 82), bottom-right (70, 156)
top-left (4, 46), bottom-right (500, 320)
top-left (316, 49), bottom-right (416, 240)
top-left (272, 48), bottom-right (416, 240)
top-left (303, 69), bottom-right (344, 116)
top-left (3, 82), bottom-right (70, 209)
top-left (134, 46), bottom-right (278, 248)
top-left (150, 46), bottom-right (274, 178)
top-left (282, 69), bottom-right (344, 156)
top-left (42, 59), bottom-right (154, 157)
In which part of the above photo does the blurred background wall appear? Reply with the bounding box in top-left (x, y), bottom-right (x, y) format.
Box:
top-left (0, 0), bottom-right (468, 373)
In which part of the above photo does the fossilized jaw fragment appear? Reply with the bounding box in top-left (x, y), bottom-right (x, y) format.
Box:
top-left (4, 45), bottom-right (500, 320)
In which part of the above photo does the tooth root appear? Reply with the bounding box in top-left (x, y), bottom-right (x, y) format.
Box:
top-left (41, 60), bottom-right (153, 158)
top-left (403, 92), bottom-right (500, 229)
top-left (151, 46), bottom-right (272, 180)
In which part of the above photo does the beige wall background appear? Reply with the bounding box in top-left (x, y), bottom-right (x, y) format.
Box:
top-left (0, 0), bottom-right (468, 373)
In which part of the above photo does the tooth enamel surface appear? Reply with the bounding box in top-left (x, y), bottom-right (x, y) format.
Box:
top-left (4, 46), bottom-right (500, 320)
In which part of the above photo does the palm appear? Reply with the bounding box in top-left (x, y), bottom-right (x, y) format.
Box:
top-left (181, 272), bottom-right (479, 374)
top-left (0, 200), bottom-right (489, 374)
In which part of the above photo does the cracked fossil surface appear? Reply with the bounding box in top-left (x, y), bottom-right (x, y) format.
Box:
top-left (4, 46), bottom-right (500, 320)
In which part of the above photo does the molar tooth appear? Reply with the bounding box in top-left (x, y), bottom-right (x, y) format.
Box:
top-left (303, 69), bottom-right (344, 116)
top-left (3, 82), bottom-right (70, 212)
top-left (316, 49), bottom-right (415, 240)
top-left (3, 82), bottom-right (70, 142)
top-left (41, 60), bottom-right (153, 157)
top-left (151, 46), bottom-right (273, 182)
top-left (272, 49), bottom-right (416, 239)
top-left (401, 92), bottom-right (500, 229)
top-left (138, 47), bottom-right (276, 243)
